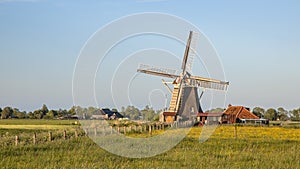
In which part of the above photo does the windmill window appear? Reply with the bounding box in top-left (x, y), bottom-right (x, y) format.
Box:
top-left (190, 107), bottom-right (195, 114)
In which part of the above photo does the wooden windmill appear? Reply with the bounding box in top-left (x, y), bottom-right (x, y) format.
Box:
top-left (137, 31), bottom-right (229, 123)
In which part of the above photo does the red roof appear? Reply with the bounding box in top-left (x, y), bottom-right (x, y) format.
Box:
top-left (223, 106), bottom-right (259, 119)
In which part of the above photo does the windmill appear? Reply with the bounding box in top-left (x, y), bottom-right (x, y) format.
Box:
top-left (137, 31), bottom-right (229, 123)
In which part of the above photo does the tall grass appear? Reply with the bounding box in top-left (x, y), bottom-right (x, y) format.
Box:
top-left (0, 121), bottom-right (299, 169)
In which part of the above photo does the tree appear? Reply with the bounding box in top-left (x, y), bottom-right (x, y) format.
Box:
top-left (252, 107), bottom-right (265, 118)
top-left (32, 104), bottom-right (49, 119)
top-left (264, 108), bottom-right (278, 120)
top-left (57, 109), bottom-right (68, 117)
top-left (27, 112), bottom-right (34, 119)
top-left (85, 107), bottom-right (97, 118)
top-left (12, 108), bottom-right (20, 118)
top-left (78, 107), bottom-right (89, 119)
top-left (141, 105), bottom-right (155, 121)
top-left (68, 106), bottom-right (76, 115)
top-left (33, 110), bottom-right (43, 119)
top-left (207, 108), bottom-right (225, 113)
top-left (277, 107), bottom-right (288, 121)
top-left (12, 108), bottom-right (26, 119)
top-left (122, 106), bottom-right (141, 120)
top-left (290, 108), bottom-right (300, 121)
top-left (1, 107), bottom-right (13, 119)
top-left (41, 104), bottom-right (49, 116)
top-left (153, 114), bottom-right (159, 121)
top-left (44, 110), bottom-right (57, 119)
top-left (17, 111), bottom-right (26, 119)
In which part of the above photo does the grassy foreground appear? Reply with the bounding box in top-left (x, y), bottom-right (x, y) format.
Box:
top-left (0, 120), bottom-right (299, 169)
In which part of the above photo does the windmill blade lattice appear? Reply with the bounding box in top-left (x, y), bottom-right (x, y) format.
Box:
top-left (190, 76), bottom-right (229, 91)
top-left (186, 31), bottom-right (199, 73)
top-left (182, 31), bottom-right (199, 73)
top-left (137, 64), bottom-right (180, 79)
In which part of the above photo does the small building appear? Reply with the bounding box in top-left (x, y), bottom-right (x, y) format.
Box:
top-left (162, 112), bottom-right (177, 123)
top-left (222, 105), bottom-right (259, 124)
top-left (90, 109), bottom-right (108, 120)
top-left (239, 118), bottom-right (269, 125)
top-left (101, 108), bottom-right (124, 120)
top-left (196, 105), bottom-right (267, 125)
top-left (197, 112), bottom-right (223, 125)
top-left (91, 109), bottom-right (124, 120)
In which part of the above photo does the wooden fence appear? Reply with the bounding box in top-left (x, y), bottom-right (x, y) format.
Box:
top-left (83, 121), bottom-right (194, 136)
top-left (13, 130), bottom-right (81, 146)
top-left (11, 121), bottom-right (194, 146)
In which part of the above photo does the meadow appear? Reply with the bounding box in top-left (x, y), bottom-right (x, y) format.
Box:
top-left (0, 120), bottom-right (299, 169)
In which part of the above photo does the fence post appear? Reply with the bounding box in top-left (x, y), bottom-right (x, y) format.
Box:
top-left (103, 126), bottom-right (106, 135)
top-left (94, 128), bottom-right (97, 136)
top-left (33, 133), bottom-right (36, 144)
top-left (63, 130), bottom-right (67, 140)
top-left (123, 126), bottom-right (126, 134)
top-left (75, 130), bottom-right (78, 138)
top-left (110, 126), bottom-right (113, 134)
top-left (15, 135), bottom-right (19, 146)
top-left (149, 125), bottom-right (152, 136)
top-left (48, 132), bottom-right (52, 142)
top-left (84, 129), bottom-right (88, 136)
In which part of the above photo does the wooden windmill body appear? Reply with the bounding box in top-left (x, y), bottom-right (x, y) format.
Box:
top-left (137, 31), bottom-right (229, 123)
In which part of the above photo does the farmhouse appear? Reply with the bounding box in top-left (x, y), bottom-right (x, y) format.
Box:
top-left (222, 105), bottom-right (259, 123)
top-left (91, 109), bottom-right (124, 120)
top-left (196, 105), bottom-right (267, 125)
top-left (90, 110), bottom-right (107, 120)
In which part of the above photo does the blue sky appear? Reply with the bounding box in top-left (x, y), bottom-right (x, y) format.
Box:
top-left (0, 0), bottom-right (300, 112)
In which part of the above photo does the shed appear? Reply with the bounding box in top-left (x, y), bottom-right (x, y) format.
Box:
top-left (162, 112), bottom-right (177, 123)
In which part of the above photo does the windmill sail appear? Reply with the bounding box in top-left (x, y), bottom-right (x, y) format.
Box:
top-left (182, 31), bottom-right (199, 73)
top-left (190, 76), bottom-right (229, 91)
top-left (137, 64), bottom-right (180, 79)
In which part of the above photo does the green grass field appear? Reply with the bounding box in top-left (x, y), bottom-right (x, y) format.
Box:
top-left (0, 120), bottom-right (299, 169)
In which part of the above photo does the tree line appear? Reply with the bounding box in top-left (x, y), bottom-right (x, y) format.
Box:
top-left (120, 105), bottom-right (160, 121)
top-left (252, 107), bottom-right (300, 121)
top-left (0, 104), bottom-right (160, 121)
top-left (0, 104), bottom-right (76, 119)
top-left (0, 104), bottom-right (299, 121)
